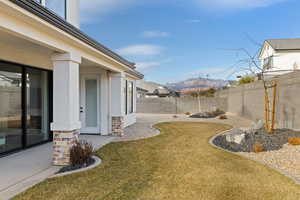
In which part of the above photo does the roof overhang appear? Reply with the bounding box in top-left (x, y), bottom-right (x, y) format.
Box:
top-left (125, 69), bottom-right (144, 80)
top-left (9, 0), bottom-right (136, 70)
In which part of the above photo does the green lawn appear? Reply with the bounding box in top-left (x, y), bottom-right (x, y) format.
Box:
top-left (14, 122), bottom-right (300, 200)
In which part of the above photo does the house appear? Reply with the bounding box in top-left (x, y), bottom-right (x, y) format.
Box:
top-left (0, 0), bottom-right (143, 166)
top-left (136, 80), bottom-right (180, 98)
top-left (259, 38), bottom-right (300, 77)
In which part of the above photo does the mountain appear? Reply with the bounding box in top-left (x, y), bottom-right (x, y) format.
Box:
top-left (166, 78), bottom-right (230, 90)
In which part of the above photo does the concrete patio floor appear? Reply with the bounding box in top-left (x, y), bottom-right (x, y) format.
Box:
top-left (0, 135), bottom-right (115, 200)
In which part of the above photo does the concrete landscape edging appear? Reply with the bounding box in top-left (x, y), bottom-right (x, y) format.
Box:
top-left (209, 129), bottom-right (300, 185)
top-left (50, 156), bottom-right (102, 178)
top-left (50, 123), bottom-right (162, 179)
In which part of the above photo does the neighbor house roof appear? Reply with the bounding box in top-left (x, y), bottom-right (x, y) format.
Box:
top-left (136, 87), bottom-right (148, 93)
top-left (11, 0), bottom-right (143, 79)
top-left (266, 39), bottom-right (300, 50)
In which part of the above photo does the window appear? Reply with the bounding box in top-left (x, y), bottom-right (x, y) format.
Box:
top-left (124, 80), bottom-right (134, 115)
top-left (45, 0), bottom-right (66, 19)
top-left (124, 80), bottom-right (128, 114)
top-left (0, 64), bottom-right (22, 154)
top-left (127, 80), bottom-right (134, 114)
top-left (263, 56), bottom-right (273, 69)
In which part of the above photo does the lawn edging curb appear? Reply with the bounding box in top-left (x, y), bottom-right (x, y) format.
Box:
top-left (50, 156), bottom-right (101, 178)
top-left (209, 129), bottom-right (300, 185)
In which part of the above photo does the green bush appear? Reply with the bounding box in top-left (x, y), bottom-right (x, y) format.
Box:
top-left (239, 76), bottom-right (255, 85)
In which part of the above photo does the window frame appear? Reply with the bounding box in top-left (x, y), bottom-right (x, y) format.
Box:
top-left (125, 80), bottom-right (134, 115)
top-left (0, 59), bottom-right (53, 156)
top-left (41, 0), bottom-right (67, 20)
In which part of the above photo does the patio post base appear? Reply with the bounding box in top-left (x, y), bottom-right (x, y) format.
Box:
top-left (112, 116), bottom-right (124, 137)
top-left (52, 129), bottom-right (79, 166)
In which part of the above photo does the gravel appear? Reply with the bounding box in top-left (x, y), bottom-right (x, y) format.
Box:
top-left (240, 144), bottom-right (300, 181)
top-left (190, 109), bottom-right (225, 119)
top-left (56, 157), bottom-right (95, 174)
top-left (213, 128), bottom-right (300, 152)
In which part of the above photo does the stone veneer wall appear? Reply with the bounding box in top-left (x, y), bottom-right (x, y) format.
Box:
top-left (53, 130), bottom-right (79, 166)
top-left (112, 116), bottom-right (124, 136)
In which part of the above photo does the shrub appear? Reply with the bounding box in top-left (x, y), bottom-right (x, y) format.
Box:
top-left (214, 108), bottom-right (225, 116)
top-left (219, 114), bottom-right (227, 120)
top-left (70, 140), bottom-right (94, 166)
top-left (239, 76), bottom-right (255, 85)
top-left (185, 112), bottom-right (191, 116)
top-left (253, 142), bottom-right (264, 153)
top-left (288, 137), bottom-right (300, 146)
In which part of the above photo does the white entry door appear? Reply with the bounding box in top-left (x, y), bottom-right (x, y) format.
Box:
top-left (80, 74), bottom-right (100, 134)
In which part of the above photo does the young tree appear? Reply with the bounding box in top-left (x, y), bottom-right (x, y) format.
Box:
top-left (230, 47), bottom-right (277, 133)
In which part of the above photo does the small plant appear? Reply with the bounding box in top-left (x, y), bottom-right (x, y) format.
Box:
top-left (219, 114), bottom-right (227, 120)
top-left (253, 142), bottom-right (264, 153)
top-left (70, 140), bottom-right (94, 166)
top-left (185, 112), bottom-right (191, 116)
top-left (288, 137), bottom-right (300, 146)
top-left (212, 108), bottom-right (225, 116)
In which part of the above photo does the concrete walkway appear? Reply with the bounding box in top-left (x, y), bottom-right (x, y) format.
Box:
top-left (0, 113), bottom-right (252, 200)
top-left (0, 135), bottom-right (115, 200)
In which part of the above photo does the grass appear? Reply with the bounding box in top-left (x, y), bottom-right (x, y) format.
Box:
top-left (14, 122), bottom-right (300, 200)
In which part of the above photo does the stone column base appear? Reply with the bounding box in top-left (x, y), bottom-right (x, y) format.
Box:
top-left (53, 129), bottom-right (79, 166)
top-left (112, 116), bottom-right (124, 136)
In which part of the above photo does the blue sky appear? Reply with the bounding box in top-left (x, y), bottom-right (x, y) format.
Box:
top-left (80, 0), bottom-right (300, 84)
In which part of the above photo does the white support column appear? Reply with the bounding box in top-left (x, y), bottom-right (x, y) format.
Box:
top-left (51, 52), bottom-right (81, 166)
top-left (66, 0), bottom-right (80, 28)
top-left (100, 71), bottom-right (109, 135)
top-left (110, 72), bottom-right (125, 136)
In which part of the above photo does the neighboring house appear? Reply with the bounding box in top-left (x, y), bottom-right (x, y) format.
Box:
top-left (0, 0), bottom-right (143, 166)
top-left (259, 39), bottom-right (300, 77)
top-left (136, 87), bottom-right (148, 98)
top-left (136, 80), bottom-right (180, 98)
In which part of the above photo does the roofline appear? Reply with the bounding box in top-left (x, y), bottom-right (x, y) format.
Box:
top-left (136, 87), bottom-right (148, 92)
top-left (10, 0), bottom-right (136, 69)
top-left (125, 69), bottom-right (144, 79)
top-left (258, 40), bottom-right (268, 58)
top-left (265, 39), bottom-right (300, 50)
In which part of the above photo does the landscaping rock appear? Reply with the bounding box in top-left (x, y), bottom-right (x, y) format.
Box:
top-left (190, 112), bottom-right (214, 118)
top-left (224, 128), bottom-right (245, 144)
top-left (213, 128), bottom-right (300, 153)
top-left (190, 109), bottom-right (225, 119)
top-left (249, 120), bottom-right (264, 134)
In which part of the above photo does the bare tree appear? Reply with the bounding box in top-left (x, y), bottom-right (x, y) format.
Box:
top-left (226, 47), bottom-right (278, 133)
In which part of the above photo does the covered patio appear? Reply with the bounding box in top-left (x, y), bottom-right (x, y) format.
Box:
top-left (0, 134), bottom-right (115, 200)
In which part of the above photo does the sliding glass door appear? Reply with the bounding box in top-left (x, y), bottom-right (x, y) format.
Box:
top-left (26, 69), bottom-right (49, 146)
top-left (0, 61), bottom-right (51, 155)
top-left (0, 64), bottom-right (22, 154)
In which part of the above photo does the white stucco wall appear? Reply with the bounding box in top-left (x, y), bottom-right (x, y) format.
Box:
top-left (124, 113), bottom-right (136, 127)
top-left (272, 52), bottom-right (300, 71)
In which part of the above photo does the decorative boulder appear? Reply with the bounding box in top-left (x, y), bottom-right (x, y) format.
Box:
top-left (252, 120), bottom-right (264, 130)
top-left (224, 128), bottom-right (246, 144)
